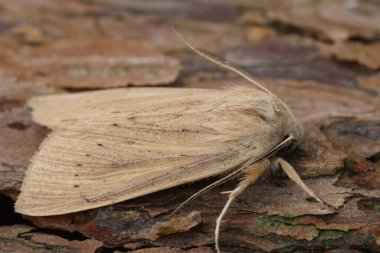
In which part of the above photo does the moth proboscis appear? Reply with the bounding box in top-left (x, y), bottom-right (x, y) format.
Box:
top-left (15, 29), bottom-right (325, 253)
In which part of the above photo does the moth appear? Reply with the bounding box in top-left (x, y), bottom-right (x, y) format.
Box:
top-left (15, 31), bottom-right (323, 253)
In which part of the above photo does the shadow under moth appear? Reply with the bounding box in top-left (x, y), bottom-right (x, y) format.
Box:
top-left (15, 31), bottom-right (324, 253)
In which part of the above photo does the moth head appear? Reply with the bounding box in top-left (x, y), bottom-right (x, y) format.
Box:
top-left (272, 97), bottom-right (304, 150)
top-left (288, 118), bottom-right (303, 149)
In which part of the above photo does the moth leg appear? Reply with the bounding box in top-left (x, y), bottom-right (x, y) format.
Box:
top-left (215, 159), bottom-right (269, 253)
top-left (170, 134), bottom-right (296, 217)
top-left (274, 157), bottom-right (323, 204)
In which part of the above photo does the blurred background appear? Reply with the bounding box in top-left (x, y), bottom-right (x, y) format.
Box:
top-left (1, 0), bottom-right (379, 91)
top-left (0, 1), bottom-right (380, 252)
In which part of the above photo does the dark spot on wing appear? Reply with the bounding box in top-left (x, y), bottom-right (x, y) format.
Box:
top-left (97, 143), bottom-right (104, 147)
top-left (77, 163), bottom-right (82, 167)
top-left (241, 142), bottom-right (256, 149)
top-left (7, 122), bottom-right (28, 131)
top-left (73, 185), bottom-right (80, 188)
top-left (82, 196), bottom-right (91, 203)
top-left (112, 123), bottom-right (119, 127)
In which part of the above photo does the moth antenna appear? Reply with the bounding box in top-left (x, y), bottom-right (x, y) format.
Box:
top-left (169, 168), bottom-right (242, 217)
top-left (275, 158), bottom-right (324, 204)
top-left (215, 159), bottom-right (269, 253)
top-left (172, 27), bottom-right (272, 95)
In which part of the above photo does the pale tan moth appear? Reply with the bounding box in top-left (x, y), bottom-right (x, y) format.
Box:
top-left (15, 30), bottom-right (323, 253)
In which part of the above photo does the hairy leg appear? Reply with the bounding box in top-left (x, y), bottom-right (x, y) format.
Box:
top-left (215, 159), bottom-right (269, 253)
top-left (273, 157), bottom-right (323, 204)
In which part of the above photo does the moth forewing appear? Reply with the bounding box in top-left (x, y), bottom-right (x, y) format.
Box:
top-left (15, 87), bottom-right (292, 216)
